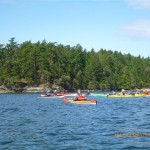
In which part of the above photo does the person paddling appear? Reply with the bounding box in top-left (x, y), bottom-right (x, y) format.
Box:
top-left (77, 89), bottom-right (81, 96)
top-left (86, 89), bottom-right (90, 96)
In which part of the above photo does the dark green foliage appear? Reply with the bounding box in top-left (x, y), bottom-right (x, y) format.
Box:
top-left (0, 38), bottom-right (150, 91)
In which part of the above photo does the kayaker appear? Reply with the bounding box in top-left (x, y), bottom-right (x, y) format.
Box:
top-left (112, 90), bottom-right (116, 95)
top-left (77, 89), bottom-right (81, 96)
top-left (54, 89), bottom-right (57, 95)
top-left (75, 95), bottom-right (86, 101)
top-left (46, 91), bottom-right (50, 96)
top-left (86, 89), bottom-right (90, 96)
top-left (121, 89), bottom-right (125, 95)
top-left (144, 90), bottom-right (148, 95)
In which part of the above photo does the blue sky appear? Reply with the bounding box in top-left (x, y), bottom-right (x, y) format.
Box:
top-left (0, 0), bottom-right (150, 58)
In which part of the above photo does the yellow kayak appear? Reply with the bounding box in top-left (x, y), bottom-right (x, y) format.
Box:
top-left (107, 93), bottom-right (146, 98)
top-left (61, 97), bottom-right (97, 105)
top-left (69, 100), bottom-right (97, 105)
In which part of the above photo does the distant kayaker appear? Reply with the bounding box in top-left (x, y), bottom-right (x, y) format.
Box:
top-left (46, 91), bottom-right (50, 96)
top-left (112, 90), bottom-right (116, 95)
top-left (121, 89), bottom-right (125, 95)
top-left (54, 89), bottom-right (57, 95)
top-left (77, 89), bottom-right (81, 96)
top-left (144, 90), bottom-right (148, 94)
top-left (86, 89), bottom-right (90, 96)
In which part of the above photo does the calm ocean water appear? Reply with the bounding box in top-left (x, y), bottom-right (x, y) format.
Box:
top-left (0, 93), bottom-right (150, 150)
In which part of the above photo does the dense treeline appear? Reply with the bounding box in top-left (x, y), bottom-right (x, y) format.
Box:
top-left (0, 37), bottom-right (150, 91)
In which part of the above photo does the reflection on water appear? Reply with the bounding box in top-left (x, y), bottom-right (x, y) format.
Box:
top-left (0, 94), bottom-right (150, 150)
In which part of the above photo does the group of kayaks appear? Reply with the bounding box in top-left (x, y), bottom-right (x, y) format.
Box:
top-left (91, 92), bottom-right (150, 98)
top-left (38, 89), bottom-right (150, 105)
top-left (38, 93), bottom-right (97, 105)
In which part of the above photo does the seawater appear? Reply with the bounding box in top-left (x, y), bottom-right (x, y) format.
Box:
top-left (0, 93), bottom-right (150, 150)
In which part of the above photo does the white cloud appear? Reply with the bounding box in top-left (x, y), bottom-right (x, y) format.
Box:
top-left (118, 20), bottom-right (150, 39)
top-left (125, 0), bottom-right (150, 9)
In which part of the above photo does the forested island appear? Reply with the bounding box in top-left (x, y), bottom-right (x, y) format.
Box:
top-left (0, 37), bottom-right (150, 93)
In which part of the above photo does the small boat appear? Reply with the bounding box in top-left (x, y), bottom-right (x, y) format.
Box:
top-left (61, 96), bottom-right (97, 105)
top-left (107, 93), bottom-right (146, 98)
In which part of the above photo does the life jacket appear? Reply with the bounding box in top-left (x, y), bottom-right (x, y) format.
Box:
top-left (76, 96), bottom-right (86, 100)
top-left (144, 91), bottom-right (148, 94)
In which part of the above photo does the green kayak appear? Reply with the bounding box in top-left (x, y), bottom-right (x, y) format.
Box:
top-left (90, 93), bottom-right (108, 97)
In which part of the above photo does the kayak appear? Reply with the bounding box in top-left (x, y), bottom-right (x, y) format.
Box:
top-left (69, 100), bottom-right (97, 105)
top-left (64, 93), bottom-right (78, 97)
top-left (38, 93), bottom-right (77, 98)
top-left (107, 93), bottom-right (146, 98)
top-left (61, 97), bottom-right (97, 105)
top-left (90, 93), bottom-right (108, 97)
top-left (38, 95), bottom-right (64, 98)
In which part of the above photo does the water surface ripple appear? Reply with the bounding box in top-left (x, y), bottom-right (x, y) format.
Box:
top-left (0, 94), bottom-right (150, 150)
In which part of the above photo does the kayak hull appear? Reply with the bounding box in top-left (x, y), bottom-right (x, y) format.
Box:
top-left (91, 93), bottom-right (108, 97)
top-left (38, 95), bottom-right (64, 98)
top-left (69, 100), bottom-right (97, 105)
top-left (107, 94), bottom-right (146, 98)
top-left (39, 93), bottom-right (77, 98)
top-left (61, 97), bottom-right (97, 105)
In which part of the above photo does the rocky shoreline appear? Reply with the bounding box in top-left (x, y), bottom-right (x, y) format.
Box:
top-left (0, 85), bottom-right (48, 94)
top-left (0, 85), bottom-right (107, 94)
